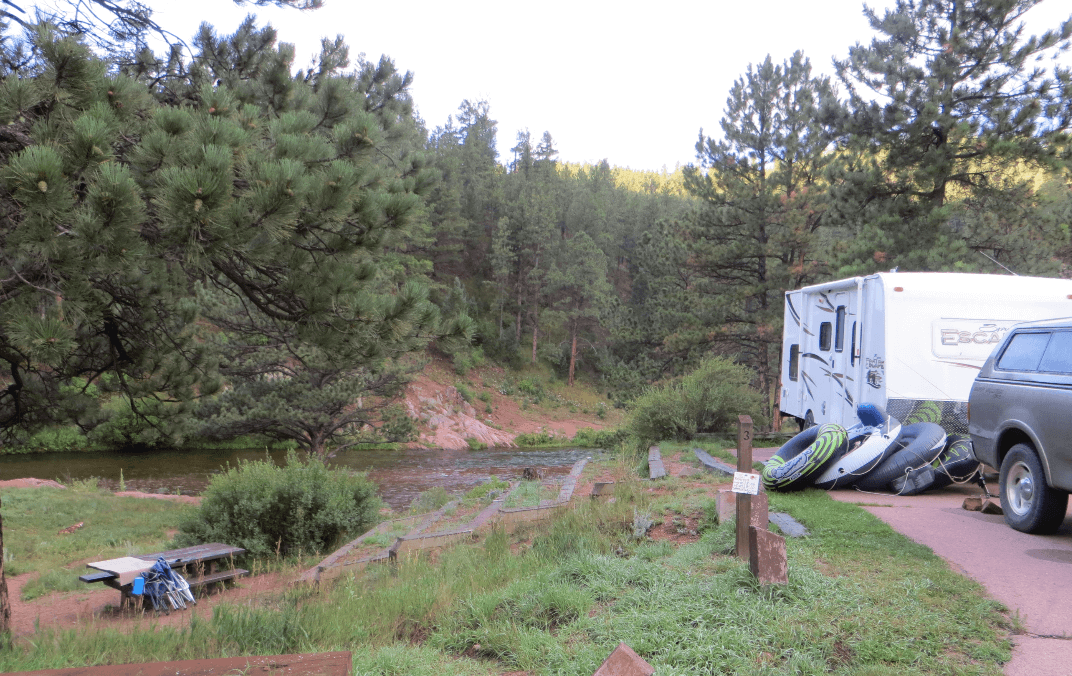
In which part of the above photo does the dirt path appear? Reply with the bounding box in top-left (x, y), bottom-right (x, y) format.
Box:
top-left (6, 569), bottom-right (287, 638)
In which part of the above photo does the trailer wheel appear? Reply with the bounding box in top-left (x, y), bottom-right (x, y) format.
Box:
top-left (1000, 443), bottom-right (1068, 534)
top-left (803, 411), bottom-right (815, 429)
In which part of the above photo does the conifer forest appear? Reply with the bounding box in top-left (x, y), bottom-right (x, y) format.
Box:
top-left (0, 0), bottom-right (1070, 451)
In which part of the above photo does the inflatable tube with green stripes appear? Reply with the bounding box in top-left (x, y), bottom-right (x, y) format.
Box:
top-left (890, 434), bottom-right (980, 495)
top-left (762, 423), bottom-right (847, 492)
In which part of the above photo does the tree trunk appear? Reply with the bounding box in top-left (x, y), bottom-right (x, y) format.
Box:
top-left (530, 306), bottom-right (538, 364)
top-left (0, 497), bottom-right (10, 642)
top-left (757, 342), bottom-right (771, 431)
top-left (568, 326), bottom-right (577, 386)
top-left (515, 290), bottom-right (523, 343)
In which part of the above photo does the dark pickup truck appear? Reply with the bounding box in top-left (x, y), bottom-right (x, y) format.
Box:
top-left (968, 317), bottom-right (1072, 534)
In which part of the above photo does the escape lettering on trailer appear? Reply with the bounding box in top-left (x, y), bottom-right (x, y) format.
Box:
top-left (932, 320), bottom-right (1016, 359)
top-left (939, 325), bottom-right (1008, 346)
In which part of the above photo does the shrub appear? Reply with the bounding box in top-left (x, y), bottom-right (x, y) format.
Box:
top-left (17, 426), bottom-right (89, 453)
top-left (626, 356), bottom-right (767, 445)
top-left (176, 452), bottom-right (382, 557)
top-left (514, 430), bottom-right (567, 447)
top-left (571, 427), bottom-right (623, 448)
top-left (409, 486), bottom-right (450, 513)
top-left (517, 377), bottom-right (543, 398)
top-left (380, 403), bottom-right (417, 443)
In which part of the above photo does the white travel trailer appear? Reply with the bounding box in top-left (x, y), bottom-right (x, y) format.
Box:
top-left (779, 272), bottom-right (1072, 434)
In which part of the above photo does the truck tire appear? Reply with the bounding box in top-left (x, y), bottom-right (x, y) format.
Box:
top-left (1000, 443), bottom-right (1069, 534)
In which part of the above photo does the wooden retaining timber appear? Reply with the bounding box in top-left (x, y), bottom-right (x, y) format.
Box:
top-left (768, 512), bottom-right (809, 538)
top-left (296, 513), bottom-right (426, 585)
top-left (12, 651), bottom-right (352, 676)
top-left (299, 458), bottom-right (591, 584)
top-left (648, 446), bottom-right (666, 479)
top-left (694, 448), bottom-right (736, 476)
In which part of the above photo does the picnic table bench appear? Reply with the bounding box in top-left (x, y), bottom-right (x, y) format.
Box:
top-left (79, 543), bottom-right (248, 609)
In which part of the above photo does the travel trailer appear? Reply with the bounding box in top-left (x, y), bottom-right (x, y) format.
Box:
top-left (779, 272), bottom-right (1072, 434)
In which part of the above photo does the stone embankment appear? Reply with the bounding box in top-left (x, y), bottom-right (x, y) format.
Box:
top-left (406, 384), bottom-right (516, 449)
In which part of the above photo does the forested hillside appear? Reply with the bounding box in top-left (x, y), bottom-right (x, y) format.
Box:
top-left (0, 0), bottom-right (1070, 451)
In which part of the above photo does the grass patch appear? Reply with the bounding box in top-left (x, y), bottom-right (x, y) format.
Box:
top-left (503, 481), bottom-right (558, 508)
top-left (1, 484), bottom-right (193, 598)
top-left (0, 466), bottom-right (1008, 675)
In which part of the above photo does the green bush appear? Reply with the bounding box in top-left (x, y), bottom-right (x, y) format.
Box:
top-left (456, 383), bottom-right (474, 403)
top-left (15, 426), bottom-right (90, 453)
top-left (380, 403), bottom-right (417, 442)
top-left (571, 427), bottom-right (623, 448)
top-left (514, 430), bottom-right (567, 447)
top-left (626, 356), bottom-right (767, 444)
top-left (409, 486), bottom-right (450, 513)
top-left (176, 452), bottom-right (382, 557)
top-left (517, 377), bottom-right (543, 398)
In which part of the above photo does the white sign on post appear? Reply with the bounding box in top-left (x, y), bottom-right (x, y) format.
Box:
top-left (731, 472), bottom-right (761, 495)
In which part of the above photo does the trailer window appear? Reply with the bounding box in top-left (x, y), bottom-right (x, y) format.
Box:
top-left (834, 306), bottom-right (846, 352)
top-left (996, 331), bottom-right (1050, 372)
top-left (850, 322), bottom-right (858, 366)
top-left (819, 322), bottom-right (832, 351)
top-left (789, 345), bottom-right (799, 381)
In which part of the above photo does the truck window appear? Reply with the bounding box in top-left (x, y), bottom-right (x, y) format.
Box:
top-left (996, 331), bottom-right (1051, 372)
top-left (789, 344), bottom-right (799, 381)
top-left (835, 306), bottom-right (846, 352)
top-left (819, 322), bottom-right (832, 351)
top-left (850, 321), bottom-right (857, 366)
top-left (1038, 331), bottom-right (1072, 374)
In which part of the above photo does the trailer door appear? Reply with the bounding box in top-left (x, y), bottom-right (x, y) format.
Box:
top-left (780, 290), bottom-right (805, 420)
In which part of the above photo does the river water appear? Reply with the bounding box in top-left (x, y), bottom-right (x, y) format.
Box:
top-left (0, 445), bottom-right (603, 509)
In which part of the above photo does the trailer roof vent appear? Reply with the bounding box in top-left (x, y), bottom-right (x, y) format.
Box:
top-left (894, 286), bottom-right (904, 292)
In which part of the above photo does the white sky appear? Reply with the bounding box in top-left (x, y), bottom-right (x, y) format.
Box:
top-left (67, 1), bottom-right (1072, 171)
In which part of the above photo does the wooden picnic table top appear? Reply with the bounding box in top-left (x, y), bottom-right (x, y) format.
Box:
top-left (81, 543), bottom-right (245, 584)
top-left (129, 542), bottom-right (245, 566)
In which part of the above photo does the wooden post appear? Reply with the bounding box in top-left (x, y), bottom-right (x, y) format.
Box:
top-left (736, 415), bottom-right (753, 560)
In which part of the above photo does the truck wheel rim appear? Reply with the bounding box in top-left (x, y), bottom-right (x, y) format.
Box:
top-left (1006, 461), bottom-right (1035, 516)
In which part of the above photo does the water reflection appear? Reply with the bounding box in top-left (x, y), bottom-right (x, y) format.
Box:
top-left (0, 446), bottom-right (602, 509)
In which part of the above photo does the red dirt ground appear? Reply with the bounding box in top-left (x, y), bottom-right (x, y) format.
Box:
top-left (403, 361), bottom-right (620, 450)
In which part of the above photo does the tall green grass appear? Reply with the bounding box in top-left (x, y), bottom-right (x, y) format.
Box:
top-left (1, 477), bottom-right (1008, 675)
top-left (1, 485), bottom-right (192, 599)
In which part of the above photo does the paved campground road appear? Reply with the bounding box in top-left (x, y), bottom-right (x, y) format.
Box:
top-left (747, 446), bottom-right (1072, 674)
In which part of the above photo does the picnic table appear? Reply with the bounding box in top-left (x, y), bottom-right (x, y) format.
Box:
top-left (79, 543), bottom-right (248, 609)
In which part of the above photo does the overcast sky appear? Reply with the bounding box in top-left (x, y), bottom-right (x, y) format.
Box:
top-left (116, 1), bottom-right (1072, 171)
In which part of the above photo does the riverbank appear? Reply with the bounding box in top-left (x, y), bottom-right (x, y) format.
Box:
top-left (402, 360), bottom-right (622, 451)
top-left (0, 359), bottom-right (622, 458)
top-left (0, 448), bottom-right (1010, 674)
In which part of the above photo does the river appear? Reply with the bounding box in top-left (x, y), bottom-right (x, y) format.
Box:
top-left (0, 445), bottom-right (603, 509)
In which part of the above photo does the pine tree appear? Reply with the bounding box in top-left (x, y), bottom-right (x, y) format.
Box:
top-left (682, 51), bottom-right (837, 419)
top-left (545, 232), bottom-right (613, 385)
top-left (426, 99), bottom-right (501, 280)
top-left (0, 19), bottom-right (464, 446)
top-left (1, 0), bottom-right (321, 57)
top-left (829, 0), bottom-right (1072, 273)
